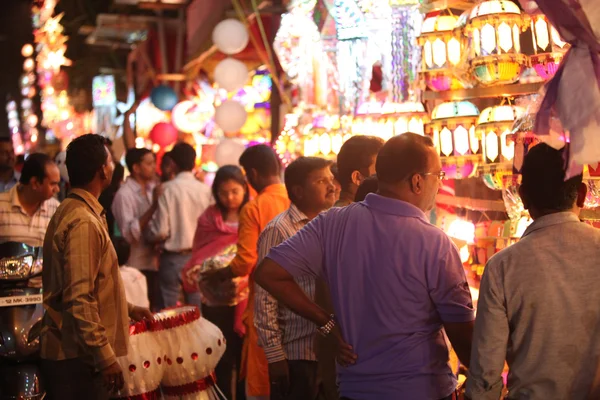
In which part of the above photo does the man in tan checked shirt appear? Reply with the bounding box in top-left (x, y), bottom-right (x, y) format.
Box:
top-left (41, 134), bottom-right (152, 400)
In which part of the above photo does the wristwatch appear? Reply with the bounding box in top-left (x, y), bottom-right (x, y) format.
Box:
top-left (317, 314), bottom-right (336, 337)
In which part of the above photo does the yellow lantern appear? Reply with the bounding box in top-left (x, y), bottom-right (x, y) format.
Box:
top-left (476, 105), bottom-right (525, 165)
top-left (464, 0), bottom-right (529, 86)
top-left (303, 128), bottom-right (350, 159)
top-left (417, 14), bottom-right (464, 91)
top-left (529, 14), bottom-right (569, 80)
top-left (427, 101), bottom-right (481, 159)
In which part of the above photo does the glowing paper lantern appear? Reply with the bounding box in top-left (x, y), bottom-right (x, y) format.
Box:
top-left (171, 100), bottom-right (212, 134)
top-left (215, 100), bottom-right (247, 133)
top-left (476, 104), bottom-right (525, 164)
top-left (464, 0), bottom-right (529, 86)
top-left (214, 58), bottom-right (249, 92)
top-left (149, 122), bottom-right (178, 148)
top-left (214, 138), bottom-right (246, 167)
top-left (150, 85), bottom-right (178, 111)
top-left (212, 19), bottom-right (249, 55)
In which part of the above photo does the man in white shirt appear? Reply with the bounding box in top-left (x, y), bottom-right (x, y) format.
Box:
top-left (112, 148), bottom-right (162, 311)
top-left (466, 143), bottom-right (600, 399)
top-left (0, 153), bottom-right (60, 247)
top-left (147, 142), bottom-right (212, 308)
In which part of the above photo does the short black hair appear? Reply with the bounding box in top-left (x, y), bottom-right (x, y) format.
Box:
top-left (66, 134), bottom-right (109, 188)
top-left (284, 156), bottom-right (332, 203)
top-left (20, 153), bottom-right (53, 185)
top-left (376, 133), bottom-right (434, 184)
top-left (355, 175), bottom-right (378, 202)
top-left (212, 165), bottom-right (250, 214)
top-left (239, 144), bottom-right (281, 177)
top-left (330, 162), bottom-right (340, 182)
top-left (521, 143), bottom-right (583, 212)
top-left (169, 142), bottom-right (196, 171)
top-left (112, 237), bottom-right (131, 266)
top-left (337, 136), bottom-right (384, 190)
top-left (0, 138), bottom-right (12, 145)
top-left (125, 148), bottom-right (153, 174)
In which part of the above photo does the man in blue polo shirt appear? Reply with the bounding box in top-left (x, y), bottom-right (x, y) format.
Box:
top-left (254, 133), bottom-right (474, 400)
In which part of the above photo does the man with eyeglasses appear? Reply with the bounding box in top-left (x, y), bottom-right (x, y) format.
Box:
top-left (254, 133), bottom-right (474, 400)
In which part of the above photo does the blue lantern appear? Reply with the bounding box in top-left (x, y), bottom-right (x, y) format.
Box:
top-left (150, 85), bottom-right (178, 111)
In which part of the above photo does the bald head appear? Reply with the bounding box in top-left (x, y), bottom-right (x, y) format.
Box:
top-left (376, 133), bottom-right (435, 184)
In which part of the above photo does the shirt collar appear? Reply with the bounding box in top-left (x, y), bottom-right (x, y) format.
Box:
top-left (175, 171), bottom-right (196, 180)
top-left (261, 183), bottom-right (287, 195)
top-left (125, 177), bottom-right (154, 194)
top-left (521, 211), bottom-right (581, 238)
top-left (363, 193), bottom-right (428, 222)
top-left (288, 203), bottom-right (310, 224)
top-left (70, 188), bottom-right (105, 217)
top-left (9, 184), bottom-right (49, 214)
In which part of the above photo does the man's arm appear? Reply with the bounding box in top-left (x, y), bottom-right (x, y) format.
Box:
top-left (255, 258), bottom-right (331, 333)
top-left (255, 225), bottom-right (290, 363)
top-left (465, 261), bottom-right (508, 400)
top-left (146, 188), bottom-right (170, 243)
top-left (112, 190), bottom-right (157, 245)
top-left (429, 243), bottom-right (476, 368)
top-left (62, 221), bottom-right (115, 370)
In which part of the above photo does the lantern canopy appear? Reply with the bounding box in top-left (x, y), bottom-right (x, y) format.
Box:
top-left (417, 14), bottom-right (464, 92)
top-left (426, 101), bottom-right (481, 175)
top-left (464, 0), bottom-right (529, 86)
top-left (476, 104), bottom-right (525, 165)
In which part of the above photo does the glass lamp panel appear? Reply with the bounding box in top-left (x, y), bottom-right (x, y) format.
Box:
top-left (473, 28), bottom-right (481, 57)
top-left (454, 125), bottom-right (469, 155)
top-left (498, 22), bottom-right (513, 53)
top-left (304, 135), bottom-right (318, 156)
top-left (481, 24), bottom-right (497, 56)
top-left (486, 131), bottom-right (499, 162)
top-left (469, 125), bottom-right (480, 153)
top-left (432, 38), bottom-right (448, 68)
top-left (513, 24), bottom-right (521, 53)
top-left (408, 118), bottom-right (424, 135)
top-left (424, 41), bottom-right (434, 69)
top-left (433, 127), bottom-right (441, 154)
top-left (551, 26), bottom-right (567, 48)
top-left (331, 133), bottom-right (343, 154)
top-left (440, 127), bottom-right (454, 157)
top-left (447, 37), bottom-right (461, 66)
top-left (534, 17), bottom-right (550, 51)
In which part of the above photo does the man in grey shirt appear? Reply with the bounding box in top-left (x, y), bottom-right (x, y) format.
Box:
top-left (466, 143), bottom-right (600, 399)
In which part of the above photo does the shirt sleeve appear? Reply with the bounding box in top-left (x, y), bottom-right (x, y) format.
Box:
top-left (62, 221), bottom-right (116, 370)
top-left (112, 190), bottom-right (142, 244)
top-left (254, 224), bottom-right (288, 363)
top-left (428, 240), bottom-right (475, 323)
top-left (266, 213), bottom-right (325, 279)
top-left (147, 188), bottom-right (170, 243)
top-left (230, 203), bottom-right (260, 277)
top-left (465, 259), bottom-right (508, 400)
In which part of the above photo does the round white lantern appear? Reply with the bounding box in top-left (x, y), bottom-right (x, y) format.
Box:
top-left (214, 58), bottom-right (249, 93)
top-left (214, 138), bottom-right (246, 167)
top-left (212, 19), bottom-right (249, 55)
top-left (215, 100), bottom-right (247, 133)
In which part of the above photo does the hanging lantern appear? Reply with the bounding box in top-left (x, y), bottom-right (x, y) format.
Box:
top-left (529, 14), bottom-right (569, 80)
top-left (426, 101), bottom-right (481, 179)
top-left (464, 1), bottom-right (529, 86)
top-left (417, 14), bottom-right (464, 92)
top-left (476, 105), bottom-right (525, 169)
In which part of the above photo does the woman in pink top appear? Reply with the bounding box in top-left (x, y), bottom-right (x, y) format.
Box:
top-left (182, 165), bottom-right (249, 400)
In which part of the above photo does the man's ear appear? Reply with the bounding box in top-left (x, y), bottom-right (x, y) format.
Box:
top-left (350, 170), bottom-right (363, 187)
top-left (576, 182), bottom-right (588, 208)
top-left (410, 174), bottom-right (423, 194)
